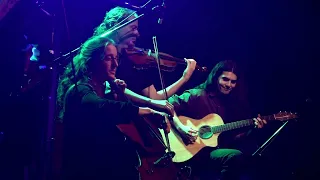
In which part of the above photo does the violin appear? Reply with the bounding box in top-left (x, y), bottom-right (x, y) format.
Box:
top-left (124, 47), bottom-right (207, 72)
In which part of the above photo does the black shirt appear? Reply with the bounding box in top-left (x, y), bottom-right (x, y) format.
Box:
top-left (116, 53), bottom-right (157, 94)
top-left (168, 88), bottom-right (251, 122)
top-left (62, 84), bottom-right (140, 179)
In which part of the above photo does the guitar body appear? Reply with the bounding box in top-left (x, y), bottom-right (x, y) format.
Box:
top-left (117, 117), bottom-right (180, 180)
top-left (160, 111), bottom-right (298, 163)
top-left (160, 113), bottom-right (224, 163)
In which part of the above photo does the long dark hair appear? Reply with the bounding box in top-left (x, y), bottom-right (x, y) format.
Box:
top-left (93, 6), bottom-right (137, 36)
top-left (197, 60), bottom-right (240, 92)
top-left (198, 60), bottom-right (252, 119)
top-left (56, 36), bottom-right (114, 120)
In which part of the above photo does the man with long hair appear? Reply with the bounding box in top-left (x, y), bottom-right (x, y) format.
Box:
top-left (93, 6), bottom-right (197, 111)
top-left (168, 60), bottom-right (267, 180)
top-left (57, 36), bottom-right (170, 180)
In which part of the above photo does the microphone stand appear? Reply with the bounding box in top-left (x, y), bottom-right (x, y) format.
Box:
top-left (149, 0), bottom-right (176, 168)
top-left (252, 121), bottom-right (290, 157)
top-left (251, 120), bottom-right (296, 180)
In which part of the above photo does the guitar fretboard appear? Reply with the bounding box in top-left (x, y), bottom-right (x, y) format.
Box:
top-left (211, 115), bottom-right (275, 134)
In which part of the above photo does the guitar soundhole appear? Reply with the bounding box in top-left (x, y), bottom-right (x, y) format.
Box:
top-left (198, 125), bottom-right (213, 139)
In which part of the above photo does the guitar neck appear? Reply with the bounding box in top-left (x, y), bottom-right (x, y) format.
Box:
top-left (211, 115), bottom-right (275, 134)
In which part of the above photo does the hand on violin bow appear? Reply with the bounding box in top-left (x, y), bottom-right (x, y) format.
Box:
top-left (113, 79), bottom-right (127, 92)
top-left (140, 108), bottom-right (171, 133)
top-left (182, 58), bottom-right (197, 82)
top-left (152, 110), bottom-right (171, 133)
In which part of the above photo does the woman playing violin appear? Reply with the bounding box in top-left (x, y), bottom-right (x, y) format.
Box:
top-left (93, 6), bottom-right (197, 113)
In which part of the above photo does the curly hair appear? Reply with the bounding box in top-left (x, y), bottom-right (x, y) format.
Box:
top-left (93, 6), bottom-right (137, 36)
top-left (56, 36), bottom-right (114, 120)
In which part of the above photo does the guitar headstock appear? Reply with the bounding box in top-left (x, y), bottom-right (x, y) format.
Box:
top-left (274, 111), bottom-right (299, 121)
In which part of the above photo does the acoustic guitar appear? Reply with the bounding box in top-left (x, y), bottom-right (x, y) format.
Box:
top-left (160, 111), bottom-right (298, 163)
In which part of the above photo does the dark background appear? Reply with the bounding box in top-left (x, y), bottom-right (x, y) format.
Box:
top-left (0, 0), bottom-right (318, 179)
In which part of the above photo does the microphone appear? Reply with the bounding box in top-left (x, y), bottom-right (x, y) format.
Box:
top-left (157, 0), bottom-right (166, 24)
top-left (36, 1), bottom-right (53, 17)
top-left (111, 0), bottom-right (142, 11)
